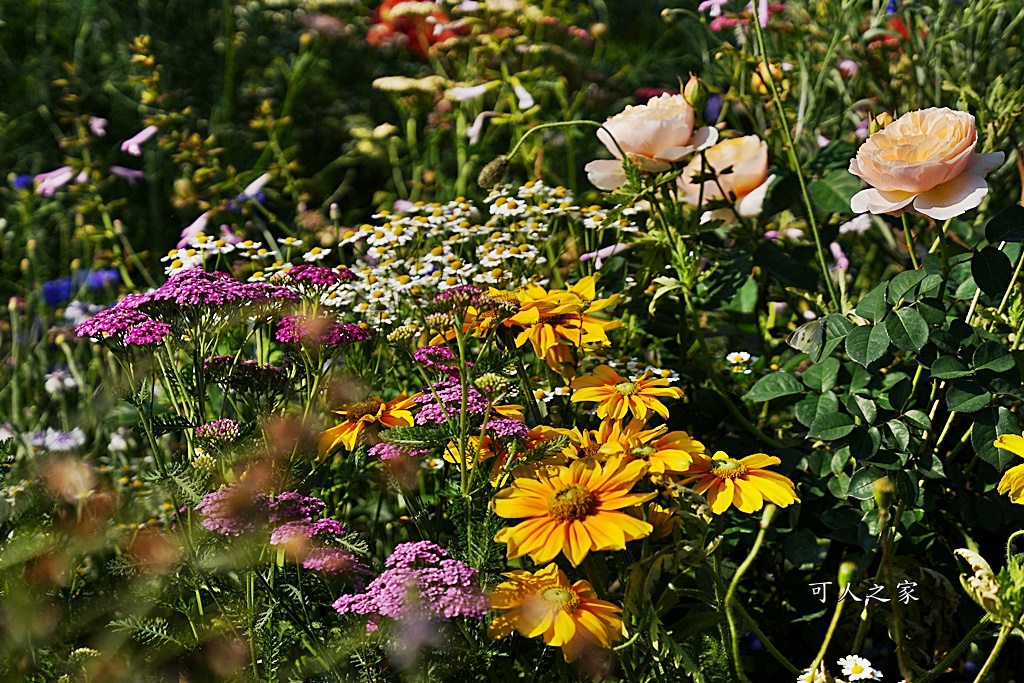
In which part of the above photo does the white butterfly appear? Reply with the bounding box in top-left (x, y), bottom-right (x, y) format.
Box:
top-left (786, 318), bottom-right (826, 362)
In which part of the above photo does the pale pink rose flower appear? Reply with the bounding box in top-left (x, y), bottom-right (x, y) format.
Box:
top-left (34, 166), bottom-right (75, 196)
top-left (677, 135), bottom-right (772, 221)
top-left (120, 125), bottom-right (158, 156)
top-left (585, 93), bottom-right (719, 191)
top-left (849, 107), bottom-right (1004, 220)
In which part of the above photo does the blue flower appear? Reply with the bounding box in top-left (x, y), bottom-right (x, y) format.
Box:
top-left (86, 269), bottom-right (121, 289)
top-left (704, 95), bottom-right (725, 125)
top-left (11, 175), bottom-right (33, 189)
top-left (887, 0), bottom-right (897, 13)
top-left (42, 277), bottom-right (74, 307)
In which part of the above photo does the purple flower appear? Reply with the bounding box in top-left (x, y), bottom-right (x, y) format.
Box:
top-left (270, 521), bottom-right (313, 546)
top-left (368, 443), bottom-right (430, 461)
top-left (121, 125), bottom-right (158, 156)
top-left (196, 483), bottom-right (271, 536)
top-left (747, 0), bottom-right (769, 27)
top-left (829, 242), bottom-right (849, 272)
top-left (579, 242), bottom-right (629, 270)
top-left (269, 491), bottom-right (326, 524)
top-left (333, 542), bottom-right (488, 624)
top-left (704, 94), bottom-right (725, 125)
top-left (75, 307), bottom-right (169, 347)
top-left (308, 518), bottom-right (346, 538)
top-left (413, 345), bottom-right (460, 376)
top-left (178, 212), bottom-right (210, 248)
top-left (275, 316), bottom-right (370, 346)
top-left (42, 277), bottom-right (74, 306)
top-left (35, 166), bottom-right (74, 196)
top-left (303, 547), bottom-right (373, 582)
top-left (121, 319), bottom-right (172, 346)
top-left (838, 60), bottom-right (859, 78)
top-left (43, 428), bottom-right (86, 452)
top-left (88, 117), bottom-right (108, 137)
top-left (220, 225), bottom-right (243, 245)
top-left (393, 199), bottom-right (416, 214)
top-left (285, 264), bottom-right (345, 286)
top-left (195, 418), bottom-right (242, 442)
top-left (86, 269), bottom-right (121, 289)
top-left (111, 165), bottom-right (146, 186)
top-left (414, 379), bottom-right (489, 425)
top-left (488, 418), bottom-right (528, 439)
top-left (698, 0), bottom-right (730, 17)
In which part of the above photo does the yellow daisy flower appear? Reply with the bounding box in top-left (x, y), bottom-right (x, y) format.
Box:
top-left (318, 394), bottom-right (418, 455)
top-left (675, 451), bottom-right (799, 514)
top-left (570, 366), bottom-right (684, 421)
top-left (488, 563), bottom-right (623, 662)
top-left (993, 434), bottom-right (1024, 504)
top-left (492, 456), bottom-right (655, 566)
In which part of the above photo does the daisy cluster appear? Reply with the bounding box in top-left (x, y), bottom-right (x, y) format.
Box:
top-left (170, 181), bottom-right (640, 331)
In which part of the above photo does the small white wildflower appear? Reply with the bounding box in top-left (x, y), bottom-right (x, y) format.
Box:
top-left (44, 369), bottom-right (77, 396)
top-left (837, 655), bottom-right (882, 681)
top-left (726, 351), bottom-right (752, 364)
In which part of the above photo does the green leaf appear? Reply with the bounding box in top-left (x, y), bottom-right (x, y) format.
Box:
top-left (743, 372), bottom-right (804, 402)
top-left (795, 391), bottom-right (838, 428)
top-left (903, 410), bottom-right (931, 430)
top-left (808, 413), bottom-right (856, 440)
top-left (973, 341), bottom-right (1015, 373)
top-left (972, 247), bottom-right (1013, 298)
top-left (946, 380), bottom-right (993, 413)
top-left (809, 169), bottom-right (862, 213)
top-left (845, 325), bottom-right (890, 367)
top-left (885, 307), bottom-right (929, 352)
top-left (916, 297), bottom-right (947, 325)
top-left (884, 420), bottom-right (911, 451)
top-left (973, 407), bottom-right (1019, 470)
top-left (887, 270), bottom-right (927, 305)
top-left (850, 426), bottom-right (881, 459)
top-left (802, 357), bottom-right (840, 392)
top-left (783, 529), bottom-right (820, 567)
top-left (847, 467), bottom-right (885, 500)
top-left (819, 314), bottom-right (854, 361)
top-left (930, 356), bottom-right (972, 379)
top-left (856, 282), bottom-right (890, 323)
top-left (844, 394), bottom-right (878, 424)
top-left (828, 473), bottom-right (851, 498)
top-left (985, 204), bottom-right (1024, 242)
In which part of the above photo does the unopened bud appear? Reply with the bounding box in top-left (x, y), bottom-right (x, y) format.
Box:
top-left (478, 155), bottom-right (510, 189)
top-left (590, 22), bottom-right (608, 38)
top-left (838, 560), bottom-right (859, 592)
top-left (474, 372), bottom-right (512, 398)
top-left (870, 112), bottom-right (894, 135)
top-left (329, 203), bottom-right (340, 221)
top-left (873, 477), bottom-right (895, 511)
top-left (683, 75), bottom-right (708, 112)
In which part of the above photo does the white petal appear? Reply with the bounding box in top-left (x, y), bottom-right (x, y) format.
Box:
top-left (736, 174), bottom-right (775, 218)
top-left (585, 159), bottom-right (626, 191)
top-left (965, 152), bottom-right (1005, 177)
top-left (691, 125), bottom-right (719, 151)
top-left (850, 187), bottom-right (915, 215)
top-left (913, 173), bottom-right (989, 220)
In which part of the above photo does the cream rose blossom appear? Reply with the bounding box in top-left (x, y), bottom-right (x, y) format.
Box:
top-left (849, 107), bottom-right (1004, 220)
top-left (585, 93), bottom-right (718, 191)
top-left (677, 135), bottom-right (773, 221)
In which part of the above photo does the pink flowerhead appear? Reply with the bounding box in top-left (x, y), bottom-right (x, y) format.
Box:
top-left (34, 166), bottom-right (75, 196)
top-left (121, 125), bottom-right (158, 156)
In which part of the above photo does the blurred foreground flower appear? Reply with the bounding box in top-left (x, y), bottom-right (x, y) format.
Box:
top-left (489, 563), bottom-right (623, 662)
top-left (678, 136), bottom-right (772, 221)
top-left (849, 107), bottom-right (1003, 219)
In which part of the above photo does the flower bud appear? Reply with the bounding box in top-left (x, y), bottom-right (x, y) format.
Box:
top-left (477, 155), bottom-right (510, 188)
top-left (329, 203), bottom-right (340, 221)
top-left (590, 22), bottom-right (608, 38)
top-left (474, 372), bottom-right (512, 398)
top-left (683, 75), bottom-right (709, 112)
top-left (838, 560), bottom-right (859, 593)
top-left (872, 477), bottom-right (895, 511)
top-left (870, 112), bottom-right (894, 135)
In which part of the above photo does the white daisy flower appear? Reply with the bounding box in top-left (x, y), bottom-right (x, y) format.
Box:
top-left (837, 655), bottom-right (882, 681)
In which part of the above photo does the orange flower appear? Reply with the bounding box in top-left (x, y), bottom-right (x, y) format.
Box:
top-left (675, 451), bottom-right (799, 514)
top-left (600, 420), bottom-right (705, 474)
top-left (570, 366), bottom-right (684, 420)
top-left (318, 394), bottom-right (418, 455)
top-left (489, 563), bottom-right (623, 662)
top-left (492, 456), bottom-right (655, 566)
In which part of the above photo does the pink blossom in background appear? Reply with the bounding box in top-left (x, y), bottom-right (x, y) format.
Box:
top-left (88, 117), bottom-right (107, 137)
top-left (467, 111), bottom-right (496, 144)
top-left (838, 60), bottom-right (859, 78)
top-left (839, 214), bottom-right (872, 234)
top-left (698, 0), bottom-right (730, 17)
top-left (34, 166), bottom-right (74, 196)
top-left (817, 135), bottom-right (831, 148)
top-left (580, 243), bottom-right (630, 270)
top-left (830, 242), bottom-right (849, 271)
top-left (241, 173), bottom-right (271, 198)
top-left (219, 225), bottom-right (243, 244)
top-left (120, 125), bottom-right (158, 156)
top-left (178, 212), bottom-right (211, 248)
top-left (111, 166), bottom-right (146, 185)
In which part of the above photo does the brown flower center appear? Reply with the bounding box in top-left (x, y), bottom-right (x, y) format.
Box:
top-left (614, 381), bottom-right (639, 395)
top-left (710, 458), bottom-right (747, 480)
top-left (547, 483), bottom-right (598, 521)
top-left (346, 397), bottom-right (384, 422)
top-left (578, 443), bottom-right (602, 459)
top-left (631, 445), bottom-right (657, 460)
top-left (539, 586), bottom-right (580, 612)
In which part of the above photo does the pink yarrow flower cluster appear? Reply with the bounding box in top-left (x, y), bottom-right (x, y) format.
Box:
top-left (332, 541), bottom-right (489, 627)
top-left (275, 316), bottom-right (371, 346)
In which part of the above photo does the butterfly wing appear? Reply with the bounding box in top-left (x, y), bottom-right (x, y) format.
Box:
top-left (786, 319), bottom-right (826, 362)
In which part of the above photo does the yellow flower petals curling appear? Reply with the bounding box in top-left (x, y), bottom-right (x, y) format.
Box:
top-left (675, 451), bottom-right (799, 515)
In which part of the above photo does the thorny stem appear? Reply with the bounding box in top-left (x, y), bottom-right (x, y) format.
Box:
top-left (750, 14), bottom-right (839, 310)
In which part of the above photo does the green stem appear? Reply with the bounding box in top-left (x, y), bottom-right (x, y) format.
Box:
top-left (915, 615), bottom-right (991, 683)
top-left (808, 595), bottom-right (846, 675)
top-left (902, 214), bottom-right (920, 270)
top-left (972, 625), bottom-right (1012, 683)
top-left (725, 505), bottom-right (776, 683)
top-left (750, 15), bottom-right (838, 309)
